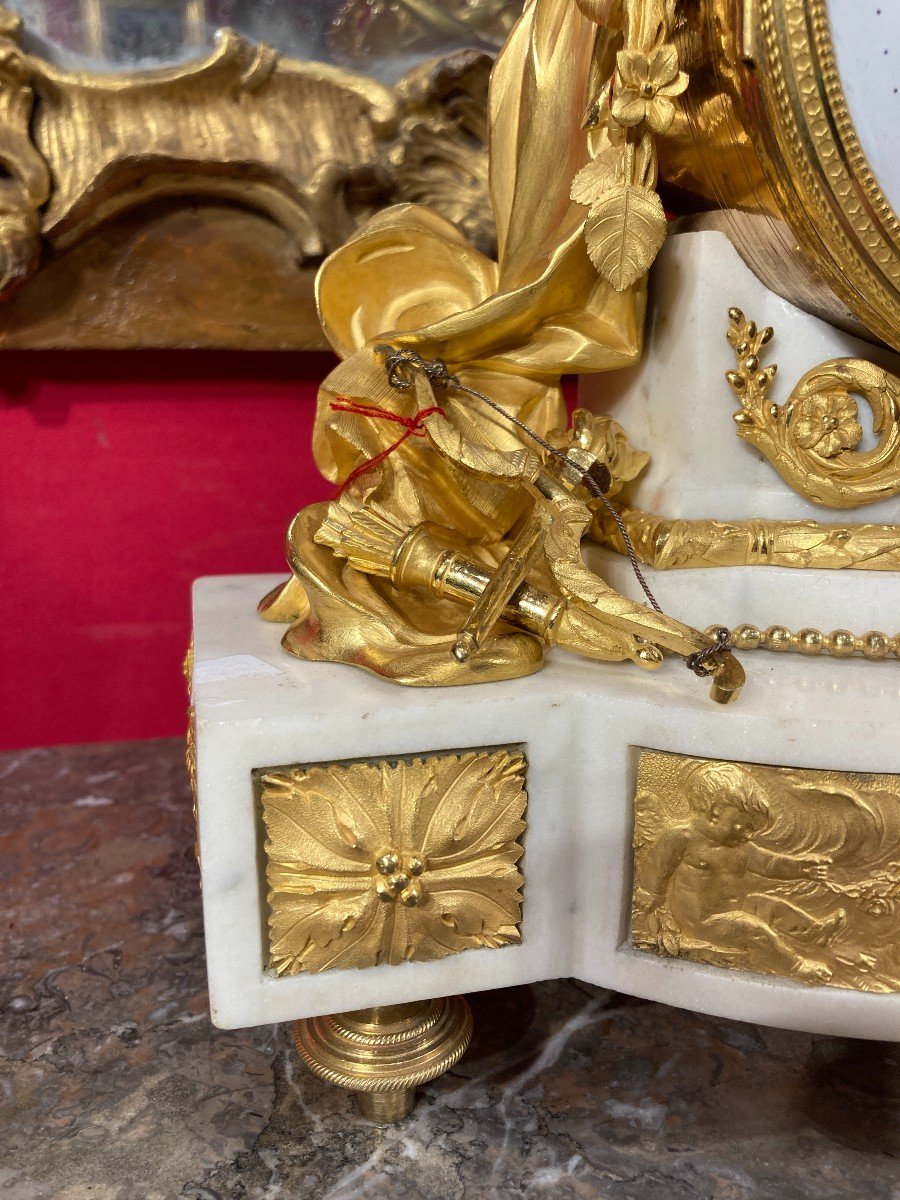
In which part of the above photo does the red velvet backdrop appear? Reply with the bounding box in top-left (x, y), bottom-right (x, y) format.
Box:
top-left (3, 356), bottom-right (578, 751)
top-left (2, 353), bottom-right (334, 751)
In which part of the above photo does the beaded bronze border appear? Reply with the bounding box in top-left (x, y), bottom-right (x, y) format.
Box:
top-left (754, 0), bottom-right (900, 348)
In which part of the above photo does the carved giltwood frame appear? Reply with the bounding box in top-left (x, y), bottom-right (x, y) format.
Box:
top-left (0, 8), bottom-right (493, 348)
top-left (3, 2), bottom-right (897, 351)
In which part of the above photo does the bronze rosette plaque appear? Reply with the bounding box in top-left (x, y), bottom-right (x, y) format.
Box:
top-left (257, 746), bottom-right (527, 976)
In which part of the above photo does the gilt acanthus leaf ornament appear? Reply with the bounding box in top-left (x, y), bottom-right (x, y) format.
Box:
top-left (259, 749), bottom-right (527, 976)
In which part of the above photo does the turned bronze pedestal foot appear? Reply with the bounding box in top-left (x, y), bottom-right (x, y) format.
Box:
top-left (294, 997), bottom-right (473, 1122)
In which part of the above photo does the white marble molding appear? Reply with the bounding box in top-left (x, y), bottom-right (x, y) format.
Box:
top-left (191, 575), bottom-right (900, 1043)
top-left (578, 229), bottom-right (900, 635)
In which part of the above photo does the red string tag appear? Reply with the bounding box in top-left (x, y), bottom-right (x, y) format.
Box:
top-left (329, 397), bottom-right (444, 494)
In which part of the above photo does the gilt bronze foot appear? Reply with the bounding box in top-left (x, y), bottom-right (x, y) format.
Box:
top-left (294, 997), bottom-right (473, 1122)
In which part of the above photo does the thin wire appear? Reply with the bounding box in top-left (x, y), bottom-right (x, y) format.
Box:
top-left (382, 346), bottom-right (664, 614)
top-left (686, 627), bottom-right (731, 677)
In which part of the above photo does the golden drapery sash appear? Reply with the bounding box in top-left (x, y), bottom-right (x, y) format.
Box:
top-left (262, 0), bottom-right (652, 684)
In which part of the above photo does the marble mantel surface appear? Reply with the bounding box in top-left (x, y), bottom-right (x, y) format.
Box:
top-left (1, 740), bottom-right (897, 1200)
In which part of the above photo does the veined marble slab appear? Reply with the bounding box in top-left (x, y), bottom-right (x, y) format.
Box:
top-left (191, 575), bottom-right (900, 1041)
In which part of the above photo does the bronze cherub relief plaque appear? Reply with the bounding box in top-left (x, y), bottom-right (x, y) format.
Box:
top-left (632, 749), bottom-right (900, 992)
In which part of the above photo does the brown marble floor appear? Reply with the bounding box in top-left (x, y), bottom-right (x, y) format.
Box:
top-left (1, 739), bottom-right (897, 1200)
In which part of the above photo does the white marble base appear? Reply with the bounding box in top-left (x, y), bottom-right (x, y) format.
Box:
top-left (191, 575), bottom-right (900, 1042)
top-left (578, 230), bottom-right (900, 634)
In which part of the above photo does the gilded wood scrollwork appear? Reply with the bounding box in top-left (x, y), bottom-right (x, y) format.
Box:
top-left (0, 7), bottom-right (497, 343)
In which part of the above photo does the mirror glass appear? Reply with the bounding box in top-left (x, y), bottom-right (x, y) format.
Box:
top-left (9, 0), bottom-right (523, 83)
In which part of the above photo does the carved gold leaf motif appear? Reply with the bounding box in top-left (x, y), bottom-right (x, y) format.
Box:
top-left (572, 0), bottom-right (684, 290)
top-left (584, 183), bottom-right (667, 291)
top-left (588, 311), bottom-right (900, 573)
top-left (570, 153), bottom-right (621, 207)
top-left (632, 750), bottom-right (900, 993)
top-left (259, 748), bottom-right (527, 975)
